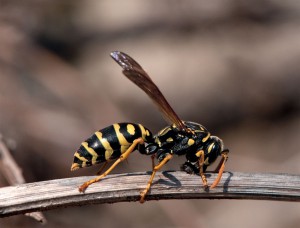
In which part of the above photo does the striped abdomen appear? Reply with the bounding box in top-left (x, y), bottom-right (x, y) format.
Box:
top-left (71, 123), bottom-right (152, 170)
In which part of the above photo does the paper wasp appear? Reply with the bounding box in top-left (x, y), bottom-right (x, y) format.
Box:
top-left (71, 51), bottom-right (229, 203)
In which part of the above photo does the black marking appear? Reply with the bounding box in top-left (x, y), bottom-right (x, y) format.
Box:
top-left (73, 156), bottom-right (83, 167)
top-left (78, 145), bottom-right (93, 161)
top-left (86, 134), bottom-right (106, 162)
top-left (101, 125), bottom-right (121, 151)
top-left (110, 150), bottom-right (121, 160)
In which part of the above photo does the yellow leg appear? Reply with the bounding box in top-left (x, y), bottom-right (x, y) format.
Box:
top-left (79, 138), bottom-right (145, 192)
top-left (196, 150), bottom-right (208, 188)
top-left (140, 153), bottom-right (173, 203)
top-left (210, 151), bottom-right (229, 189)
top-left (213, 153), bottom-right (226, 173)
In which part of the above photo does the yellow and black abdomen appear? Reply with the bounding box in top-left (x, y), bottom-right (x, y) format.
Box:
top-left (71, 123), bottom-right (152, 171)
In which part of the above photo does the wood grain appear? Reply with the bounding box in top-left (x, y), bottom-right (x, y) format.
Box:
top-left (0, 136), bottom-right (47, 223)
top-left (0, 171), bottom-right (299, 217)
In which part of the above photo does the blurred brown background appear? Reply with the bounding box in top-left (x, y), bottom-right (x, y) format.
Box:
top-left (0, 0), bottom-right (300, 227)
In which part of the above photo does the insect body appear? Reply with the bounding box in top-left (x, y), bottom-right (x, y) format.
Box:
top-left (152, 121), bottom-right (222, 167)
top-left (71, 51), bottom-right (229, 203)
top-left (71, 123), bottom-right (153, 171)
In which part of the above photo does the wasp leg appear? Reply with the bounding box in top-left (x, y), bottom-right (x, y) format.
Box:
top-left (78, 138), bottom-right (145, 192)
top-left (212, 156), bottom-right (224, 173)
top-left (140, 153), bottom-right (173, 203)
top-left (196, 150), bottom-right (208, 188)
top-left (96, 161), bottom-right (109, 175)
top-left (210, 151), bottom-right (229, 189)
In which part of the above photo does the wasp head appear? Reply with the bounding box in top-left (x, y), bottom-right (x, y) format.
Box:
top-left (203, 135), bottom-right (229, 164)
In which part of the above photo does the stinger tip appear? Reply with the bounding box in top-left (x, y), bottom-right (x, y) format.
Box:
top-left (71, 163), bottom-right (80, 171)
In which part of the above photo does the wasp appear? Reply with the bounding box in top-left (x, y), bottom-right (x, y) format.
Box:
top-left (71, 51), bottom-right (229, 203)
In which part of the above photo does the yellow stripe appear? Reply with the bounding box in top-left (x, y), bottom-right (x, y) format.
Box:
top-left (121, 145), bottom-right (129, 154)
top-left (139, 124), bottom-right (146, 138)
top-left (166, 137), bottom-right (173, 142)
top-left (113, 124), bottom-right (131, 153)
top-left (155, 137), bottom-right (162, 147)
top-left (74, 151), bottom-right (88, 162)
top-left (105, 150), bottom-right (113, 160)
top-left (158, 126), bottom-right (171, 136)
top-left (195, 129), bottom-right (203, 133)
top-left (74, 151), bottom-right (88, 168)
top-left (207, 142), bottom-right (214, 154)
top-left (95, 131), bottom-right (114, 160)
top-left (196, 150), bottom-right (204, 157)
top-left (145, 129), bottom-right (151, 137)
top-left (138, 124), bottom-right (151, 140)
top-left (95, 131), bottom-right (113, 151)
top-left (202, 133), bottom-right (210, 143)
top-left (113, 124), bottom-right (130, 146)
top-left (81, 142), bottom-right (98, 164)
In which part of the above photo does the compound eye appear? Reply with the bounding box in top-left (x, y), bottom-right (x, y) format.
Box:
top-left (145, 144), bottom-right (158, 155)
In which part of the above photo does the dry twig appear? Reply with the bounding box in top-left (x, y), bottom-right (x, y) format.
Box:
top-left (0, 136), bottom-right (47, 223)
top-left (0, 171), bottom-right (299, 218)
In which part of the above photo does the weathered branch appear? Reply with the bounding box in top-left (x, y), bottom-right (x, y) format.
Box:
top-left (0, 136), bottom-right (47, 223)
top-left (0, 171), bottom-right (299, 218)
top-left (0, 136), bottom-right (25, 185)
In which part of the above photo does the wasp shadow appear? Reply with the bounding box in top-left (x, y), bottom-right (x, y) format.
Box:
top-left (146, 170), bottom-right (182, 187)
top-left (204, 171), bottom-right (233, 192)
